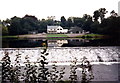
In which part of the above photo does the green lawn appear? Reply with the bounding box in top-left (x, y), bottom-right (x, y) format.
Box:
top-left (47, 34), bottom-right (68, 37)
top-left (76, 34), bottom-right (104, 38)
top-left (84, 34), bottom-right (104, 36)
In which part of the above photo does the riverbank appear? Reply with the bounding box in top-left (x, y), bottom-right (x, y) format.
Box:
top-left (2, 33), bottom-right (105, 39)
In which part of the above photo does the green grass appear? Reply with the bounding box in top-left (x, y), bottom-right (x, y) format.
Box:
top-left (84, 34), bottom-right (104, 36)
top-left (76, 34), bottom-right (104, 38)
top-left (47, 34), bottom-right (68, 37)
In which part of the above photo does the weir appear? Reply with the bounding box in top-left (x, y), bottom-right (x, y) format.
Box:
top-left (0, 47), bottom-right (119, 65)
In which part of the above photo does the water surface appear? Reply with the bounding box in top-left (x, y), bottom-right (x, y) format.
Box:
top-left (2, 38), bottom-right (120, 48)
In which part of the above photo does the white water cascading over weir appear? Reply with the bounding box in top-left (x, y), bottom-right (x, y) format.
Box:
top-left (0, 47), bottom-right (119, 65)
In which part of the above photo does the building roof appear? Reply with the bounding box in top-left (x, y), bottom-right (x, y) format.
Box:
top-left (47, 26), bottom-right (61, 29)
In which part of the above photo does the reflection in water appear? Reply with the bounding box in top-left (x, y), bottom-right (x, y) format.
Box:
top-left (3, 39), bottom-right (90, 48)
top-left (57, 40), bottom-right (68, 47)
top-left (48, 40), bottom-right (68, 47)
top-left (68, 39), bottom-right (89, 46)
top-left (2, 39), bottom-right (47, 48)
top-left (48, 39), bottom-right (90, 47)
top-left (2, 38), bottom-right (120, 48)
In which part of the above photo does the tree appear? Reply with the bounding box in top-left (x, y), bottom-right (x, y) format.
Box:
top-left (54, 20), bottom-right (60, 26)
top-left (2, 19), bottom-right (10, 35)
top-left (8, 16), bottom-right (22, 35)
top-left (99, 8), bottom-right (108, 21)
top-left (66, 18), bottom-right (73, 28)
top-left (39, 19), bottom-right (48, 33)
top-left (93, 10), bottom-right (100, 22)
top-left (7, 15), bottom-right (41, 35)
top-left (73, 17), bottom-right (85, 27)
top-left (46, 19), bottom-right (54, 26)
top-left (2, 25), bottom-right (9, 35)
top-left (22, 15), bottom-right (40, 31)
top-left (82, 14), bottom-right (93, 31)
top-left (110, 10), bottom-right (118, 17)
top-left (83, 14), bottom-right (92, 21)
top-left (90, 21), bottom-right (100, 33)
top-left (100, 16), bottom-right (120, 37)
top-left (93, 8), bottom-right (108, 22)
top-left (60, 16), bottom-right (67, 27)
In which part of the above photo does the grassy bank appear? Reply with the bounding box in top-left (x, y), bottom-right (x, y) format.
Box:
top-left (2, 33), bottom-right (105, 39)
top-left (76, 34), bottom-right (104, 38)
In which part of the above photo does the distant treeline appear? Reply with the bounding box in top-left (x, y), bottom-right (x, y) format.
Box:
top-left (1, 8), bottom-right (120, 38)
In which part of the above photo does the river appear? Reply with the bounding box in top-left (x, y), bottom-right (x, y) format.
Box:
top-left (2, 38), bottom-right (120, 48)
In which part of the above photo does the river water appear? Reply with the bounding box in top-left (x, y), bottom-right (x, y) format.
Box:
top-left (2, 38), bottom-right (120, 48)
top-left (1, 37), bottom-right (120, 82)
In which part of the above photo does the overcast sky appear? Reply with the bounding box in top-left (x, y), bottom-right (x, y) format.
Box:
top-left (0, 0), bottom-right (119, 20)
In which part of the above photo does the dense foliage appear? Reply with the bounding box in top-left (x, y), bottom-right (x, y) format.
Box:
top-left (1, 8), bottom-right (120, 38)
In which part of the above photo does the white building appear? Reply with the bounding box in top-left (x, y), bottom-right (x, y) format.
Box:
top-left (47, 26), bottom-right (68, 33)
